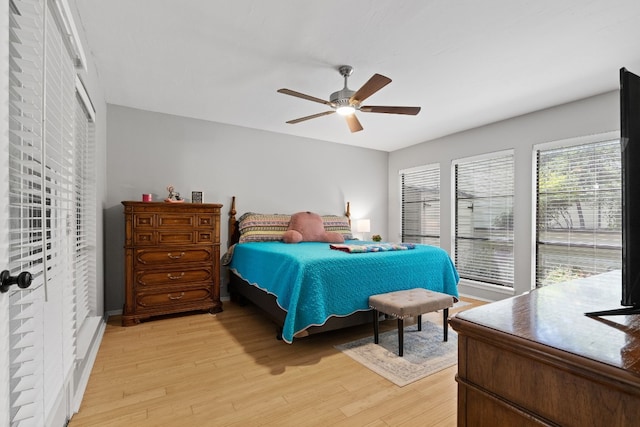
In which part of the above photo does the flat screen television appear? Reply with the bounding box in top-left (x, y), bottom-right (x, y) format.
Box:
top-left (586, 67), bottom-right (640, 316)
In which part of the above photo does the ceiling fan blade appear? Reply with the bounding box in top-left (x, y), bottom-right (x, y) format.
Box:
top-left (277, 88), bottom-right (334, 107)
top-left (350, 74), bottom-right (392, 103)
top-left (345, 114), bottom-right (363, 133)
top-left (360, 105), bottom-right (421, 115)
top-left (286, 110), bottom-right (335, 124)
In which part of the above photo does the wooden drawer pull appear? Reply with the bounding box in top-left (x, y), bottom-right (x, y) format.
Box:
top-left (167, 272), bottom-right (185, 280)
top-left (168, 292), bottom-right (185, 300)
top-left (167, 252), bottom-right (185, 259)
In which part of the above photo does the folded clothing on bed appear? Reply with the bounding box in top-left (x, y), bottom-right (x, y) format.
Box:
top-left (330, 242), bottom-right (415, 253)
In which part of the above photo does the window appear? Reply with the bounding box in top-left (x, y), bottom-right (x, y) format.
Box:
top-left (535, 137), bottom-right (621, 287)
top-left (73, 78), bottom-right (98, 365)
top-left (454, 152), bottom-right (514, 287)
top-left (400, 164), bottom-right (440, 246)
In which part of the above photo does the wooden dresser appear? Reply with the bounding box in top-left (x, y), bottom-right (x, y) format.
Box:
top-left (121, 201), bottom-right (223, 326)
top-left (450, 274), bottom-right (640, 426)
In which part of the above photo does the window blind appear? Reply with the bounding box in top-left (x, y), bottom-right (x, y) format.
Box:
top-left (1, 3), bottom-right (10, 420)
top-left (8, 0), bottom-right (46, 424)
top-left (454, 153), bottom-right (514, 287)
top-left (73, 78), bottom-right (97, 365)
top-left (400, 164), bottom-right (440, 246)
top-left (44, 3), bottom-right (77, 410)
top-left (536, 139), bottom-right (621, 287)
top-left (8, 0), bottom-right (95, 424)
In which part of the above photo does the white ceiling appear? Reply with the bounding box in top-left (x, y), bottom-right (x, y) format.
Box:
top-left (74, 0), bottom-right (640, 152)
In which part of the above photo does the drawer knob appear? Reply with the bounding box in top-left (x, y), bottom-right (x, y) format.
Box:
top-left (167, 272), bottom-right (185, 280)
top-left (168, 292), bottom-right (185, 300)
top-left (167, 252), bottom-right (185, 259)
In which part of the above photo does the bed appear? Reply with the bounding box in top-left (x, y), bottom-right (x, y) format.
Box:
top-left (224, 197), bottom-right (459, 343)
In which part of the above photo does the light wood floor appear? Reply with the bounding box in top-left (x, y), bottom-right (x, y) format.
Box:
top-left (69, 298), bottom-right (484, 427)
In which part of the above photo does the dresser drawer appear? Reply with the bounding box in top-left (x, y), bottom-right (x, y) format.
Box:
top-left (133, 213), bottom-right (214, 229)
top-left (135, 287), bottom-right (213, 310)
top-left (135, 266), bottom-right (213, 288)
top-left (134, 247), bottom-right (213, 266)
top-left (133, 230), bottom-right (215, 245)
top-left (133, 213), bottom-right (155, 228)
top-left (156, 213), bottom-right (215, 228)
top-left (157, 213), bottom-right (196, 228)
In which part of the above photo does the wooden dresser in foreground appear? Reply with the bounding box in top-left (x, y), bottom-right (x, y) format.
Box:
top-left (121, 201), bottom-right (223, 326)
top-left (450, 274), bottom-right (640, 427)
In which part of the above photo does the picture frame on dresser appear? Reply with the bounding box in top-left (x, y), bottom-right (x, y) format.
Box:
top-left (121, 201), bottom-right (223, 326)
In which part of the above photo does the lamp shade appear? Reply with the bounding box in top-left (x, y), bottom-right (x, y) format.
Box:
top-left (356, 219), bottom-right (371, 233)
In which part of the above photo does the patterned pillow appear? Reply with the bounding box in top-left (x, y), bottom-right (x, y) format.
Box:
top-left (321, 215), bottom-right (353, 240)
top-left (238, 212), bottom-right (291, 243)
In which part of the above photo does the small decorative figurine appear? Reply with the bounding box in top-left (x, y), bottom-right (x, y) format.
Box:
top-left (164, 185), bottom-right (184, 203)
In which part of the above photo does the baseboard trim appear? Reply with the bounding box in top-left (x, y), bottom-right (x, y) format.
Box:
top-left (72, 316), bottom-right (107, 413)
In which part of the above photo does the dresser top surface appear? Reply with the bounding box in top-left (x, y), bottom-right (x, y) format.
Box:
top-left (122, 201), bottom-right (223, 209)
top-left (453, 271), bottom-right (640, 375)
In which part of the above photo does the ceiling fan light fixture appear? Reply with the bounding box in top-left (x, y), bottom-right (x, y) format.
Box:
top-left (332, 95), bottom-right (357, 116)
top-left (336, 105), bottom-right (356, 116)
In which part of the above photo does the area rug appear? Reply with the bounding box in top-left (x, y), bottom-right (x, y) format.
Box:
top-left (335, 315), bottom-right (458, 387)
top-left (453, 300), bottom-right (470, 309)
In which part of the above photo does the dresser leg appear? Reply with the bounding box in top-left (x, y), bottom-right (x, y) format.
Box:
top-left (209, 305), bottom-right (223, 314)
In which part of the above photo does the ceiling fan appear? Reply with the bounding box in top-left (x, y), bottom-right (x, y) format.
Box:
top-left (277, 65), bottom-right (421, 133)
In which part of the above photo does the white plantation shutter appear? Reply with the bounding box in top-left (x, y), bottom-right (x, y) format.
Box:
top-left (454, 152), bottom-right (515, 287)
top-left (8, 290), bottom-right (45, 426)
top-left (7, 0), bottom-right (97, 424)
top-left (536, 138), bottom-right (622, 287)
top-left (1, 3), bottom-right (9, 420)
top-left (8, 0), bottom-right (46, 424)
top-left (73, 78), bottom-right (97, 365)
top-left (400, 164), bottom-right (440, 246)
top-left (8, 0), bottom-right (45, 283)
top-left (43, 3), bottom-right (77, 412)
top-left (74, 92), bottom-right (91, 332)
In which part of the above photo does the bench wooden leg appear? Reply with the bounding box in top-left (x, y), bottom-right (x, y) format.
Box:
top-left (398, 318), bottom-right (404, 357)
top-left (373, 309), bottom-right (379, 344)
top-left (443, 308), bottom-right (449, 341)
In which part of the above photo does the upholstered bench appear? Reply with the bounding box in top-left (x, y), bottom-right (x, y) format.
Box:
top-left (369, 288), bottom-right (454, 357)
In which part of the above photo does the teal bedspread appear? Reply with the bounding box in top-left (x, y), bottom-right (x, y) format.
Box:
top-left (229, 241), bottom-right (459, 343)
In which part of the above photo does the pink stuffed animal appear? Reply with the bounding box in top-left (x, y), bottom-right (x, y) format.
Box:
top-left (283, 211), bottom-right (345, 244)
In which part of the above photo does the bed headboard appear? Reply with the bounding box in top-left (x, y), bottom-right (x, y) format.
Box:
top-left (227, 196), bottom-right (239, 248)
top-left (227, 196), bottom-right (351, 247)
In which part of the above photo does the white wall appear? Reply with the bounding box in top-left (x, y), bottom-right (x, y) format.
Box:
top-left (388, 90), bottom-right (619, 301)
top-left (105, 105), bottom-right (389, 312)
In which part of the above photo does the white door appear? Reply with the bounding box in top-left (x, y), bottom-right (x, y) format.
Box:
top-left (3, 1), bottom-right (48, 424)
top-left (2, 3), bottom-right (11, 423)
top-left (3, 1), bottom-right (78, 425)
top-left (1, 2), bottom-right (14, 420)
